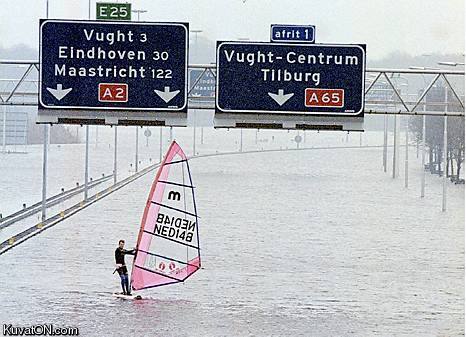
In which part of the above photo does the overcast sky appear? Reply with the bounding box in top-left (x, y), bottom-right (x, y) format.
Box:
top-left (0, 0), bottom-right (464, 60)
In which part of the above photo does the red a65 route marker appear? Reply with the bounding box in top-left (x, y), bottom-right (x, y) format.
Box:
top-left (304, 88), bottom-right (344, 108)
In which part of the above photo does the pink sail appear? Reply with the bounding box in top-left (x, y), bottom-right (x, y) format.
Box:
top-left (131, 141), bottom-right (201, 291)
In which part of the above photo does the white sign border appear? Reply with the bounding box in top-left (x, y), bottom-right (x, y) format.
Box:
top-left (216, 41), bottom-right (365, 116)
top-left (39, 19), bottom-right (188, 112)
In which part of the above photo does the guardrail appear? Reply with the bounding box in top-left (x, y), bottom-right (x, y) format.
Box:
top-left (0, 173), bottom-right (113, 230)
top-left (0, 140), bottom-right (461, 256)
top-left (0, 160), bottom-right (157, 255)
top-left (0, 144), bottom-right (391, 255)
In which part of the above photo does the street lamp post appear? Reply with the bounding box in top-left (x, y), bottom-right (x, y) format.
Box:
top-left (442, 87), bottom-right (449, 211)
top-left (159, 127), bottom-right (163, 162)
top-left (392, 115), bottom-right (398, 179)
top-left (83, 0), bottom-right (95, 200)
top-left (2, 106), bottom-right (6, 153)
top-left (383, 114), bottom-right (388, 172)
top-left (135, 126), bottom-right (139, 173)
top-left (404, 116), bottom-right (409, 188)
top-left (114, 127), bottom-right (117, 185)
top-left (437, 60), bottom-right (463, 210)
top-left (190, 29), bottom-right (203, 155)
top-left (132, 9), bottom-right (147, 21)
top-left (409, 65), bottom-right (435, 197)
top-left (131, 9), bottom-right (148, 172)
top-left (42, 0), bottom-right (51, 220)
top-left (240, 129), bottom-right (243, 152)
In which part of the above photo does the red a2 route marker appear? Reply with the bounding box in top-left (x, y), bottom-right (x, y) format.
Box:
top-left (99, 83), bottom-right (128, 102)
top-left (304, 88), bottom-right (344, 108)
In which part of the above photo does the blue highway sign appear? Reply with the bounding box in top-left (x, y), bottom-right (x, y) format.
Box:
top-left (271, 25), bottom-right (315, 43)
top-left (216, 42), bottom-right (365, 116)
top-left (188, 69), bottom-right (215, 98)
top-left (39, 20), bottom-right (188, 112)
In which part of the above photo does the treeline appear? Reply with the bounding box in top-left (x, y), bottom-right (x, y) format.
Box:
top-left (409, 87), bottom-right (465, 183)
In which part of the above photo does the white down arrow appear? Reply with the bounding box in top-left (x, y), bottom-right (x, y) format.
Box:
top-left (154, 87), bottom-right (180, 103)
top-left (46, 84), bottom-right (72, 101)
top-left (268, 89), bottom-right (294, 106)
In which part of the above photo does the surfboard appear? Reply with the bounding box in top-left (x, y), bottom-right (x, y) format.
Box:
top-left (112, 292), bottom-right (142, 300)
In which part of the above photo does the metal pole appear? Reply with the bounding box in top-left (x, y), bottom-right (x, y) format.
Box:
top-left (23, 115), bottom-right (27, 152)
top-left (135, 127), bottom-right (139, 172)
top-left (193, 111), bottom-right (196, 156)
top-left (240, 128), bottom-right (243, 152)
top-left (47, 120), bottom-right (51, 147)
top-left (404, 116), bottom-right (409, 188)
top-left (83, 1), bottom-right (91, 200)
top-left (442, 116), bottom-right (448, 211)
top-left (392, 115), bottom-right (398, 178)
top-left (84, 125), bottom-right (89, 200)
top-left (2, 106), bottom-right (6, 153)
top-left (13, 112), bottom-right (17, 152)
top-left (442, 87), bottom-right (448, 211)
top-left (359, 133), bottom-right (362, 147)
top-left (41, 0), bottom-right (50, 221)
top-left (201, 127), bottom-right (204, 144)
top-left (41, 125), bottom-right (48, 221)
top-left (169, 126), bottom-right (173, 142)
top-left (159, 127), bottom-right (162, 162)
top-left (421, 115), bottom-right (426, 197)
top-left (113, 126), bottom-right (117, 185)
top-left (383, 115), bottom-right (388, 172)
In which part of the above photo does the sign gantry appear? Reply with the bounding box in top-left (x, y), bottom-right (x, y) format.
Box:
top-left (39, 19), bottom-right (188, 125)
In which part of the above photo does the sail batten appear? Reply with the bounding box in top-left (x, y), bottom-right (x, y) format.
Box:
top-left (158, 180), bottom-right (195, 189)
top-left (141, 230), bottom-right (200, 250)
top-left (131, 141), bottom-right (201, 291)
top-left (137, 249), bottom-right (200, 268)
top-left (150, 201), bottom-right (197, 217)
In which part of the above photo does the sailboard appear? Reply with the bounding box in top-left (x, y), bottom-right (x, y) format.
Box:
top-left (112, 293), bottom-right (142, 300)
top-left (130, 141), bottom-right (201, 292)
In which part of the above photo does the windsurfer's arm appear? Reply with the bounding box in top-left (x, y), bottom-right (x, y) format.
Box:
top-left (123, 248), bottom-right (136, 255)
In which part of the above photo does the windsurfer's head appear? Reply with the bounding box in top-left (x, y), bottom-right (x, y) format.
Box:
top-left (119, 239), bottom-right (125, 249)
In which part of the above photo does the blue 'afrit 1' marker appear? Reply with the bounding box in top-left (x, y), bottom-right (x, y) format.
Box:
top-left (270, 24), bottom-right (315, 43)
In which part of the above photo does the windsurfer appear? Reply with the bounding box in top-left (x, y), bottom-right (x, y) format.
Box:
top-left (115, 240), bottom-right (136, 295)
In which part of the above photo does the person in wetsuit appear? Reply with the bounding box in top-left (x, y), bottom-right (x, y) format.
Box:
top-left (115, 240), bottom-right (136, 295)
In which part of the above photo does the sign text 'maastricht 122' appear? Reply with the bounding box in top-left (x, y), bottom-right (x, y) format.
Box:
top-left (40, 20), bottom-right (188, 111)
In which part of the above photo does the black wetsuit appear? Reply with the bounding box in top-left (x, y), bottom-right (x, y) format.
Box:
top-left (115, 247), bottom-right (135, 294)
top-left (115, 248), bottom-right (135, 275)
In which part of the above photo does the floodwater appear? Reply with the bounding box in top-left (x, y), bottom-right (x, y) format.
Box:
top-left (0, 127), bottom-right (464, 336)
